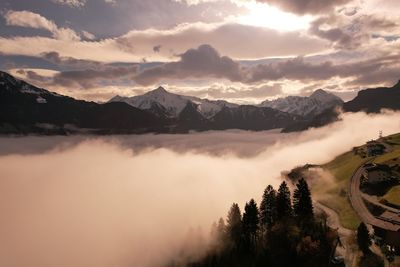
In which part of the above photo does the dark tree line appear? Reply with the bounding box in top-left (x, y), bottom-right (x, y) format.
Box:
top-left (176, 178), bottom-right (339, 267)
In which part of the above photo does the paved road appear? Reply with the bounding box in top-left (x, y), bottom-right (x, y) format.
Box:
top-left (348, 162), bottom-right (400, 232)
top-left (315, 202), bottom-right (356, 266)
top-left (362, 193), bottom-right (400, 214)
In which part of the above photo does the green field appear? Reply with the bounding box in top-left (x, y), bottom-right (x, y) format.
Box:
top-left (317, 150), bottom-right (367, 230)
top-left (315, 133), bottom-right (400, 230)
top-left (383, 185), bottom-right (400, 206)
top-left (373, 148), bottom-right (400, 165)
top-left (384, 133), bottom-right (400, 146)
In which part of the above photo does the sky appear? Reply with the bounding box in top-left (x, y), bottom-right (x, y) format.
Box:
top-left (0, 0), bottom-right (399, 103)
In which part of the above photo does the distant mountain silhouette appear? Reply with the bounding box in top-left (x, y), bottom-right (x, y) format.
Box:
top-left (283, 80), bottom-right (400, 132)
top-left (0, 71), bottom-right (165, 134)
top-left (260, 89), bottom-right (343, 118)
top-left (343, 80), bottom-right (400, 113)
top-left (2, 71), bottom-right (399, 135)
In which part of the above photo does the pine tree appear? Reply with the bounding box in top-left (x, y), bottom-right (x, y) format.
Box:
top-left (276, 181), bottom-right (292, 221)
top-left (217, 217), bottom-right (227, 246)
top-left (226, 203), bottom-right (243, 249)
top-left (293, 178), bottom-right (314, 223)
top-left (260, 185), bottom-right (277, 231)
top-left (357, 222), bottom-right (371, 254)
top-left (243, 199), bottom-right (259, 249)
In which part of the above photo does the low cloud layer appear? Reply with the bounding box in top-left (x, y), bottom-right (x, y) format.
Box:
top-left (1, 111), bottom-right (400, 267)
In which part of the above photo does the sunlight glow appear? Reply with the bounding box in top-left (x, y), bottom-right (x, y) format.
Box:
top-left (238, 2), bottom-right (313, 32)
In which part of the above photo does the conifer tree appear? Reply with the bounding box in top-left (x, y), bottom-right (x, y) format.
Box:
top-left (243, 199), bottom-right (259, 248)
top-left (260, 185), bottom-right (277, 230)
top-left (217, 218), bottom-right (227, 246)
top-left (276, 181), bottom-right (292, 220)
top-left (226, 203), bottom-right (243, 249)
top-left (357, 222), bottom-right (371, 254)
top-left (293, 178), bottom-right (314, 223)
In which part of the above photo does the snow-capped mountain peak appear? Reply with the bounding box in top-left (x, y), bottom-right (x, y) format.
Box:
top-left (0, 71), bottom-right (60, 97)
top-left (259, 89), bottom-right (343, 117)
top-left (109, 86), bottom-right (238, 118)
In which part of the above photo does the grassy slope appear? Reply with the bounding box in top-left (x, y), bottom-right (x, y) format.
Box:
top-left (317, 132), bottom-right (400, 230)
top-left (375, 133), bottom-right (400, 206)
top-left (319, 151), bottom-right (365, 230)
top-left (383, 185), bottom-right (400, 206)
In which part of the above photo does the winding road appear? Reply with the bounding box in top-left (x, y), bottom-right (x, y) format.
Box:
top-left (348, 162), bottom-right (400, 232)
top-left (314, 202), bottom-right (356, 266)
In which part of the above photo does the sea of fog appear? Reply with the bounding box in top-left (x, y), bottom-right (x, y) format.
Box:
top-left (0, 111), bottom-right (400, 267)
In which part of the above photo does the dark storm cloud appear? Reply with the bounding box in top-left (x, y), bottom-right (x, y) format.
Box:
top-left (135, 44), bottom-right (244, 85)
top-left (256, 0), bottom-right (352, 15)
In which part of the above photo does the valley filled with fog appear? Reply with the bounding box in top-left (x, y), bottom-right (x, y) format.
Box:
top-left (1, 111), bottom-right (400, 267)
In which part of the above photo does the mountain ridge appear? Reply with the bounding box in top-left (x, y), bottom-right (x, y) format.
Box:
top-left (109, 86), bottom-right (342, 119)
top-left (2, 71), bottom-right (400, 134)
top-left (259, 89), bottom-right (343, 117)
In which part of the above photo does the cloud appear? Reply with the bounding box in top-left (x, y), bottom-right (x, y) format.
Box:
top-left (52, 66), bottom-right (138, 88)
top-left (22, 65), bottom-right (138, 89)
top-left (12, 43), bottom-right (400, 97)
top-left (116, 22), bottom-right (328, 60)
top-left (309, 16), bottom-right (357, 49)
top-left (4, 10), bottom-right (58, 33)
top-left (248, 53), bottom-right (400, 87)
top-left (133, 44), bottom-right (400, 87)
top-left (1, 111), bottom-right (400, 267)
top-left (153, 45), bottom-right (162, 53)
top-left (51, 0), bottom-right (87, 8)
top-left (4, 10), bottom-right (80, 41)
top-left (134, 44), bottom-right (244, 85)
top-left (41, 51), bottom-right (102, 68)
top-left (256, 0), bottom-right (352, 15)
top-left (104, 0), bottom-right (117, 5)
top-left (309, 14), bottom-right (400, 49)
top-left (0, 18), bottom-right (327, 62)
top-left (81, 30), bottom-right (96, 40)
top-left (185, 84), bottom-right (283, 100)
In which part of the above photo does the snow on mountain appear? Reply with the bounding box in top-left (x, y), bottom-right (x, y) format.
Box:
top-left (0, 71), bottom-right (61, 97)
top-left (109, 86), bottom-right (238, 118)
top-left (259, 89), bottom-right (343, 117)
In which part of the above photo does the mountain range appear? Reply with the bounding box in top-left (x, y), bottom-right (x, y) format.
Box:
top-left (1, 70), bottom-right (400, 134)
top-left (259, 89), bottom-right (343, 118)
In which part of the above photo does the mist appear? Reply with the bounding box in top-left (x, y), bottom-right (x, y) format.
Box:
top-left (0, 111), bottom-right (400, 267)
